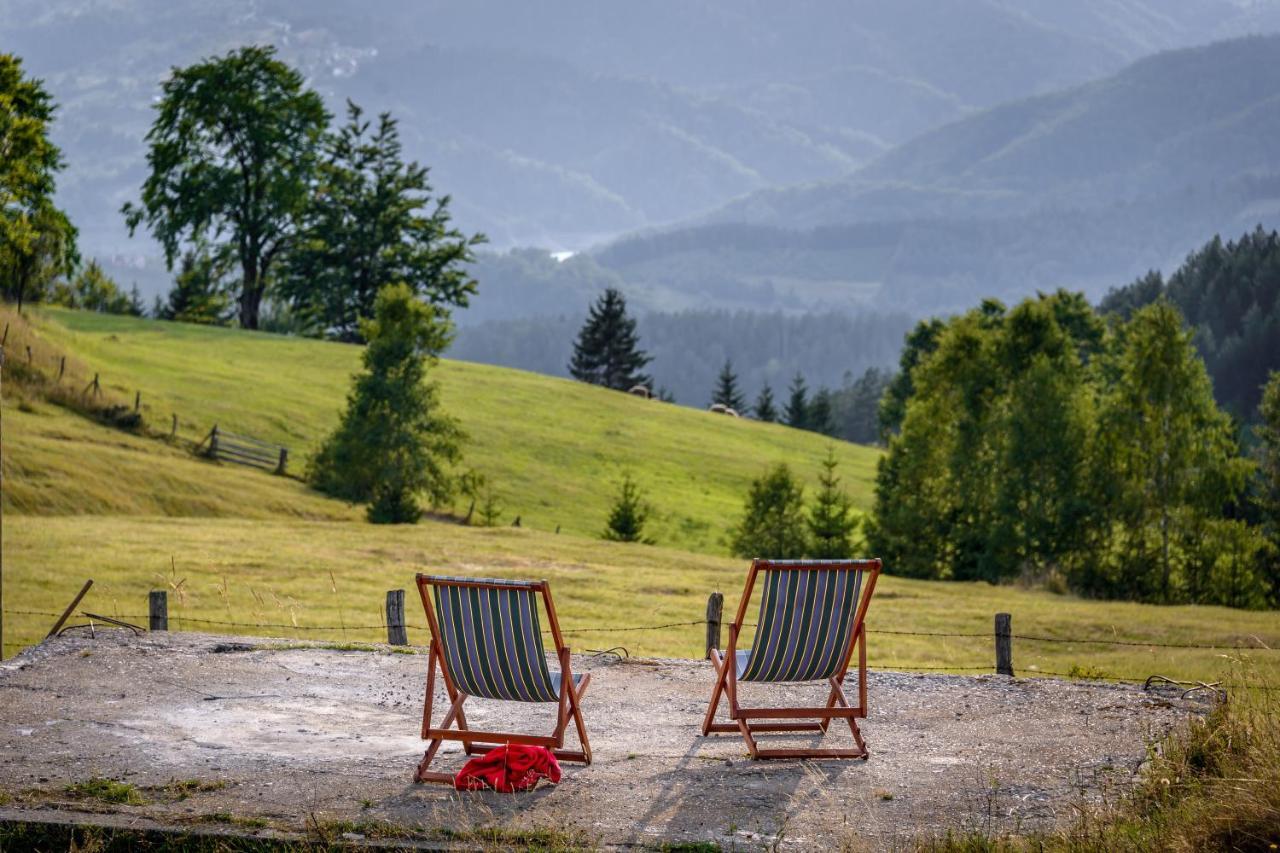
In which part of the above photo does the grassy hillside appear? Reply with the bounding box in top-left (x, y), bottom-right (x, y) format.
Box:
top-left (10, 306), bottom-right (880, 552)
top-left (4, 306), bottom-right (1277, 686)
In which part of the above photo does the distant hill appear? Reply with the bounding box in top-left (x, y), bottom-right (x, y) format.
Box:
top-left (9, 0), bottom-right (1280, 271)
top-left (597, 36), bottom-right (1280, 316)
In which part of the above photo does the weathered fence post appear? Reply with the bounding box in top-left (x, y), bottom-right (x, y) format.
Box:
top-left (134, 390), bottom-right (141, 412)
top-left (208, 425), bottom-right (219, 458)
top-left (705, 592), bottom-right (724, 659)
top-left (46, 580), bottom-right (94, 639)
top-left (58, 356), bottom-right (65, 381)
top-left (170, 413), bottom-right (178, 439)
top-left (385, 590), bottom-right (407, 646)
top-left (995, 612), bottom-right (1013, 677)
top-left (26, 345), bottom-right (32, 364)
top-left (149, 591), bottom-right (168, 632)
top-left (275, 447), bottom-right (288, 475)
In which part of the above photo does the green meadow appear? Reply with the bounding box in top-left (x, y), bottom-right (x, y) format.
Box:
top-left (2, 306), bottom-right (1278, 686)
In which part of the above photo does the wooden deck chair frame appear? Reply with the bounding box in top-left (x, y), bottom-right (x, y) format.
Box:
top-left (701, 558), bottom-right (882, 760)
top-left (413, 574), bottom-right (591, 784)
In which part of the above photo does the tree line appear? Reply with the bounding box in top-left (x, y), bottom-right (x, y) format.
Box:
top-left (870, 288), bottom-right (1280, 608)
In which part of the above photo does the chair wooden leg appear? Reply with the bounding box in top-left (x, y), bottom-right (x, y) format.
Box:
top-left (416, 692), bottom-right (468, 783)
top-left (701, 649), bottom-right (730, 736)
top-left (566, 673), bottom-right (592, 764)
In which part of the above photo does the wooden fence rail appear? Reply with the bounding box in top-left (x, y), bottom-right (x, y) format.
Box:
top-left (202, 425), bottom-right (289, 475)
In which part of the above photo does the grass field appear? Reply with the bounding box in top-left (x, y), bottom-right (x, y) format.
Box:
top-left (3, 305), bottom-right (1278, 685)
top-left (15, 306), bottom-right (880, 551)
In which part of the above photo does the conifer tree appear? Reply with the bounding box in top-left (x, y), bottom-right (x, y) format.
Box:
top-left (601, 472), bottom-right (652, 544)
top-left (784, 373), bottom-right (809, 429)
top-left (730, 463), bottom-right (808, 558)
top-left (159, 247), bottom-right (231, 325)
top-left (711, 359), bottom-right (747, 411)
top-left (808, 448), bottom-right (858, 558)
top-left (1254, 371), bottom-right (1280, 603)
top-left (807, 388), bottom-right (836, 436)
top-left (568, 288), bottom-right (651, 390)
top-left (309, 283), bottom-right (463, 523)
top-left (753, 385), bottom-right (777, 422)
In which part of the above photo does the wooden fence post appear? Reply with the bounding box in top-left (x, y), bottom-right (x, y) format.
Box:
top-left (149, 591), bottom-right (168, 632)
top-left (46, 580), bottom-right (94, 638)
top-left (208, 425), bottom-right (219, 458)
top-left (170, 413), bottom-right (178, 439)
top-left (26, 345), bottom-right (32, 364)
top-left (705, 592), bottom-right (724, 659)
top-left (58, 356), bottom-right (65, 381)
top-left (385, 590), bottom-right (407, 646)
top-left (995, 612), bottom-right (1013, 677)
top-left (134, 390), bottom-right (141, 412)
top-left (275, 447), bottom-right (288, 475)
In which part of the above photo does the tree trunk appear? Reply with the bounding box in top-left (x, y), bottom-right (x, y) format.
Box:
top-left (239, 256), bottom-right (262, 329)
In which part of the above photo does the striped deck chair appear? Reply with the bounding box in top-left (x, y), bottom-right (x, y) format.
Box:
top-left (413, 574), bottom-right (591, 784)
top-left (701, 558), bottom-right (882, 759)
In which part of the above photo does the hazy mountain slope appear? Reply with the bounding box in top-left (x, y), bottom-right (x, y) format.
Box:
top-left (600, 37), bottom-right (1280, 315)
top-left (8, 0), bottom-right (1280, 268)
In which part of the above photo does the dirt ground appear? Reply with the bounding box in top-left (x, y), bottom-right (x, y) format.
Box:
top-left (0, 630), bottom-right (1207, 849)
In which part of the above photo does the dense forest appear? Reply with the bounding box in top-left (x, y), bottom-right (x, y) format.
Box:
top-left (451, 308), bottom-right (911, 422)
top-left (1100, 226), bottom-right (1280, 424)
top-left (871, 289), bottom-right (1280, 608)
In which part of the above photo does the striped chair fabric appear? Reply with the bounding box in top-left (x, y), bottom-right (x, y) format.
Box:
top-left (432, 580), bottom-right (560, 703)
top-left (738, 565), bottom-right (864, 683)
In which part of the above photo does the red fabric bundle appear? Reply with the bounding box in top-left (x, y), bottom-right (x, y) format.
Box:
top-left (454, 744), bottom-right (562, 793)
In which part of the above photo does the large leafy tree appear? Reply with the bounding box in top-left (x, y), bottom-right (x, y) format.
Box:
top-left (1259, 371), bottom-right (1280, 604)
top-left (123, 46), bottom-right (328, 330)
top-left (568, 288), bottom-right (651, 390)
top-left (283, 101), bottom-right (485, 341)
top-left (309, 283), bottom-right (464, 523)
top-left (1, 54), bottom-right (78, 308)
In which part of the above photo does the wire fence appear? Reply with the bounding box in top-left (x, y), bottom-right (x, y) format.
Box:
top-left (8, 601), bottom-right (1279, 696)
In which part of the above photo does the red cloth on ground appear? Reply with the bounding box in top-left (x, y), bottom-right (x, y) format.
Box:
top-left (454, 744), bottom-right (562, 792)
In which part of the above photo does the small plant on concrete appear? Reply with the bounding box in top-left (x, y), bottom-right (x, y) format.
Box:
top-left (65, 778), bottom-right (145, 805)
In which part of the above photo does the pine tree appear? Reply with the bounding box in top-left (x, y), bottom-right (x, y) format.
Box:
top-left (808, 448), bottom-right (858, 558)
top-left (601, 472), bottom-right (652, 543)
top-left (711, 359), bottom-right (746, 411)
top-left (568, 288), bottom-right (651, 390)
top-left (753, 385), bottom-right (777, 422)
top-left (730, 463), bottom-right (808, 558)
top-left (784, 373), bottom-right (809, 429)
top-left (309, 283), bottom-right (464, 523)
top-left (160, 248), bottom-right (231, 325)
top-left (807, 388), bottom-right (836, 436)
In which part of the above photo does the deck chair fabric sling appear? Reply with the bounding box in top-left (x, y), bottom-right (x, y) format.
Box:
top-left (414, 574), bottom-right (591, 784)
top-left (702, 558), bottom-right (882, 759)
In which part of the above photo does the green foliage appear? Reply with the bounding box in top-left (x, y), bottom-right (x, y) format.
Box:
top-left (1100, 227), bottom-right (1280, 422)
top-left (710, 358), bottom-right (746, 412)
top-left (869, 290), bottom-right (1270, 606)
top-left (157, 246), bottom-right (231, 325)
top-left (1260, 372), bottom-right (1280, 602)
top-left (783, 372), bottom-right (808, 429)
top-left (730, 463), bottom-right (807, 558)
top-left (601, 472), bottom-right (653, 544)
top-left (65, 777), bottom-right (145, 805)
top-left (828, 366), bottom-right (893, 445)
top-left (309, 283), bottom-right (463, 523)
top-left (282, 101), bottom-right (484, 341)
top-left (808, 447), bottom-right (859, 558)
top-left (50, 260), bottom-right (139, 315)
top-left (122, 45), bottom-right (329, 329)
top-left (752, 384), bottom-right (777, 422)
top-left (806, 387), bottom-right (836, 436)
top-left (0, 54), bottom-right (79, 310)
top-left (879, 318), bottom-right (945, 439)
top-left (568, 287), bottom-right (651, 390)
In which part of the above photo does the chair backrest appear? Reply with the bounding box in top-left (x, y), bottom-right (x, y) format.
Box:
top-left (418, 575), bottom-right (560, 703)
top-left (739, 560), bottom-right (877, 683)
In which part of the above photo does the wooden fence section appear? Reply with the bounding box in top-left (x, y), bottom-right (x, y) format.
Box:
top-left (200, 425), bottom-right (289, 475)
